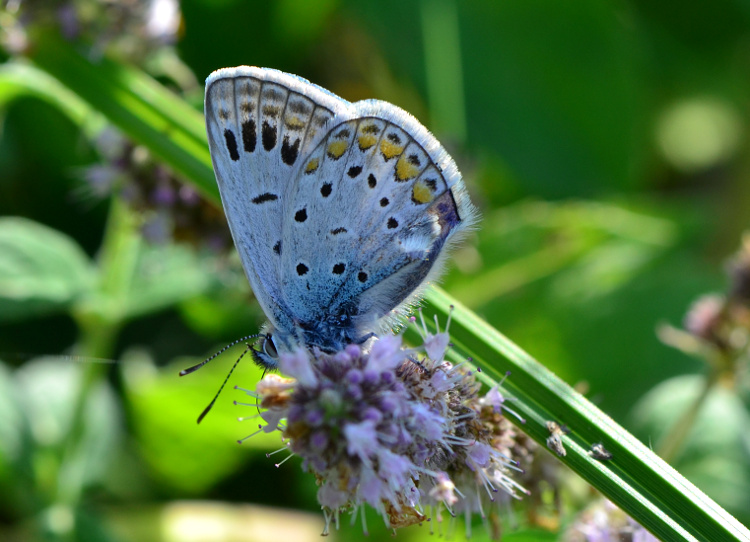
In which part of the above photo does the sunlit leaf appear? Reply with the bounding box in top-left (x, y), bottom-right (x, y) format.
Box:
top-left (0, 217), bottom-right (95, 321)
top-left (122, 349), bottom-right (278, 494)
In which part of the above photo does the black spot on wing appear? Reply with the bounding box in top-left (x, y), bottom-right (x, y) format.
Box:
top-left (273, 241), bottom-right (281, 255)
top-left (224, 129), bottom-right (239, 161)
top-left (333, 263), bottom-right (346, 274)
top-left (368, 174), bottom-right (377, 188)
top-left (262, 121), bottom-right (277, 151)
top-left (263, 88), bottom-right (282, 102)
top-left (295, 208), bottom-right (308, 222)
top-left (380, 197), bottom-right (389, 207)
top-left (321, 183), bottom-right (332, 197)
top-left (251, 193), bottom-right (278, 204)
top-left (296, 263), bottom-right (309, 276)
top-left (358, 271), bottom-right (368, 282)
top-left (331, 227), bottom-right (347, 235)
top-left (347, 165), bottom-right (362, 178)
top-left (288, 100), bottom-right (311, 115)
top-left (281, 137), bottom-right (301, 165)
top-left (242, 120), bottom-right (256, 153)
top-left (387, 217), bottom-right (399, 229)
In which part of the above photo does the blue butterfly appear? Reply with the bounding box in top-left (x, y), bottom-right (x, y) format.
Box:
top-left (204, 67), bottom-right (476, 368)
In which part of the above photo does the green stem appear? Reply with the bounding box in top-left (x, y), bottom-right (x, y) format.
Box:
top-left (56, 199), bottom-right (140, 509)
top-left (420, 0), bottom-right (467, 141)
top-left (657, 369), bottom-right (720, 464)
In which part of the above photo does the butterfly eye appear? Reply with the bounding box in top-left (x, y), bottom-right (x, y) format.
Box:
top-left (263, 334), bottom-right (279, 359)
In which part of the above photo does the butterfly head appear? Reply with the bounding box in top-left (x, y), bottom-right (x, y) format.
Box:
top-left (250, 328), bottom-right (282, 369)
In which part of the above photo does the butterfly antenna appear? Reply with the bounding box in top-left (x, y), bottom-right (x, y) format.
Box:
top-left (195, 345), bottom-right (252, 424)
top-left (179, 334), bottom-right (262, 376)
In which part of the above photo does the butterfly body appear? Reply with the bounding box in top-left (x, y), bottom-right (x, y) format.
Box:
top-left (205, 67), bottom-right (476, 367)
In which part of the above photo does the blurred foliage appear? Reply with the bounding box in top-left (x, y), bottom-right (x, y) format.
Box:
top-left (2, 0), bottom-right (750, 540)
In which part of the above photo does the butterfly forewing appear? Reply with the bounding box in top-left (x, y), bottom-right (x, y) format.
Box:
top-left (205, 67), bottom-right (349, 333)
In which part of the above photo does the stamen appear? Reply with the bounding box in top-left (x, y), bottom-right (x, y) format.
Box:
top-left (446, 305), bottom-right (454, 331)
top-left (266, 445), bottom-right (289, 457)
top-left (274, 452), bottom-right (295, 468)
top-left (360, 505), bottom-right (369, 536)
top-left (237, 428), bottom-right (264, 443)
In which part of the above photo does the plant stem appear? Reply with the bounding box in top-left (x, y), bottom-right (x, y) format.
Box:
top-left (56, 198), bottom-right (139, 508)
top-left (656, 369), bottom-right (720, 464)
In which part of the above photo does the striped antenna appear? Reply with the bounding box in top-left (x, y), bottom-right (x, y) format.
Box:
top-left (179, 334), bottom-right (262, 376)
top-left (179, 334), bottom-right (263, 424)
top-left (195, 345), bottom-right (253, 424)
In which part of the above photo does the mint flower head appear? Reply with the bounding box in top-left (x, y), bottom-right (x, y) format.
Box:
top-left (564, 499), bottom-right (659, 542)
top-left (241, 313), bottom-right (529, 537)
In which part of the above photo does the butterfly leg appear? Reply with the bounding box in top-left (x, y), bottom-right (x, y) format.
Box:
top-left (353, 332), bottom-right (376, 345)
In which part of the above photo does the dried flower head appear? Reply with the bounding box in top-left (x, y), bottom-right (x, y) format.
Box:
top-left (82, 127), bottom-right (232, 251)
top-left (564, 499), bottom-right (658, 542)
top-left (2, 0), bottom-right (182, 60)
top-left (683, 294), bottom-right (725, 345)
top-left (728, 234), bottom-right (750, 307)
top-left (240, 316), bottom-right (529, 538)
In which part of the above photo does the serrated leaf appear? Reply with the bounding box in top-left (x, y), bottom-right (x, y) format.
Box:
top-left (631, 374), bottom-right (750, 522)
top-left (123, 244), bottom-right (217, 320)
top-left (0, 217), bottom-right (95, 321)
top-left (122, 348), bottom-right (276, 493)
top-left (15, 358), bottom-right (122, 494)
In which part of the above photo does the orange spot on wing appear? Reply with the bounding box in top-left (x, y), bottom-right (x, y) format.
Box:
top-left (380, 139), bottom-right (404, 161)
top-left (412, 180), bottom-right (436, 203)
top-left (358, 134), bottom-right (377, 150)
top-left (305, 158), bottom-right (319, 173)
top-left (327, 140), bottom-right (349, 159)
top-left (396, 153), bottom-right (420, 181)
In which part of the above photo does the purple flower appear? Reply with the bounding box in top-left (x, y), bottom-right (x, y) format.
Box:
top-left (247, 314), bottom-right (528, 537)
top-left (566, 499), bottom-right (659, 542)
top-left (277, 348), bottom-right (318, 387)
top-left (344, 420), bottom-right (379, 467)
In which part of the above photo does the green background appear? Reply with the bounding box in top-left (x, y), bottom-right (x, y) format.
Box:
top-left (2, 0), bottom-right (750, 540)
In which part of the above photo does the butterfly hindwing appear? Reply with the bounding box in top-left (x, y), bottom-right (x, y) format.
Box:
top-left (282, 101), bottom-right (476, 341)
top-left (206, 67), bottom-right (476, 350)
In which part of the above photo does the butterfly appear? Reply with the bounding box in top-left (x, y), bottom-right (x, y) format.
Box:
top-left (203, 66), bottom-right (476, 369)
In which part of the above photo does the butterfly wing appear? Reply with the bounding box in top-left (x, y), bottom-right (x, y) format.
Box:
top-left (204, 67), bottom-right (352, 335)
top-left (280, 100), bottom-right (477, 347)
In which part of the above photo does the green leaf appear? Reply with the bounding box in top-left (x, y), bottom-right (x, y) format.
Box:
top-left (0, 359), bottom-right (35, 518)
top-left (121, 349), bottom-right (276, 494)
top-left (0, 62), bottom-right (95, 129)
top-left (631, 375), bottom-right (750, 524)
top-left (15, 358), bottom-right (122, 497)
top-left (27, 34), bottom-right (750, 541)
top-left (0, 217), bottom-right (95, 321)
top-left (123, 244), bottom-right (217, 320)
top-left (0, 361), bottom-right (24, 469)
